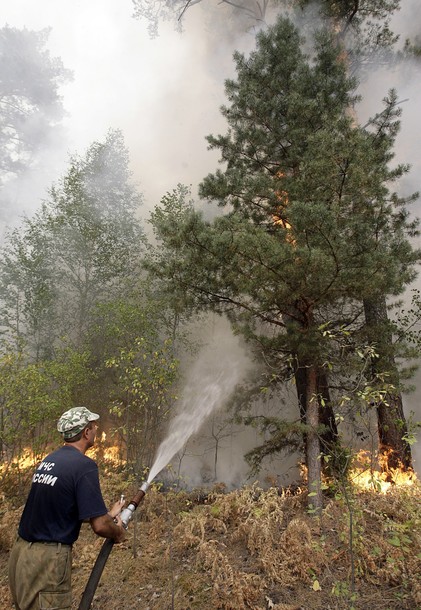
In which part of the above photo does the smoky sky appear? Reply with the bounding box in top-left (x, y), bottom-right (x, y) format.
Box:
top-left (2, 0), bottom-right (420, 473)
top-left (1, 0), bottom-right (256, 228)
top-left (2, 1), bottom-right (419, 223)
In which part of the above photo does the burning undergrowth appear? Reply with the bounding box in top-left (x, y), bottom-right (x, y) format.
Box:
top-left (0, 466), bottom-right (420, 609)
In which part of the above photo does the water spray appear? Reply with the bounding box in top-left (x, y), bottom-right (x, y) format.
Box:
top-left (79, 364), bottom-right (244, 609)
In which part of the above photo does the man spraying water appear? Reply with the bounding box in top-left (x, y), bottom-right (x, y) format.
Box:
top-left (8, 407), bottom-right (126, 610)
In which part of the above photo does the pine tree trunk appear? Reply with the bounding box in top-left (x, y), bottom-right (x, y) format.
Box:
top-left (363, 297), bottom-right (412, 470)
top-left (285, 305), bottom-right (324, 509)
top-left (306, 365), bottom-right (323, 513)
top-left (295, 366), bottom-right (338, 463)
top-left (287, 301), bottom-right (338, 471)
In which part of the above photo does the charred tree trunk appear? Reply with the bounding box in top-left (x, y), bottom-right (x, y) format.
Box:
top-left (363, 296), bottom-right (412, 470)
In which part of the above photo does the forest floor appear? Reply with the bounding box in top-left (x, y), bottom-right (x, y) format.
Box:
top-left (0, 462), bottom-right (420, 610)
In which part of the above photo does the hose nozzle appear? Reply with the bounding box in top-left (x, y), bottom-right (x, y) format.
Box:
top-left (140, 481), bottom-right (150, 494)
top-left (120, 481), bottom-right (149, 528)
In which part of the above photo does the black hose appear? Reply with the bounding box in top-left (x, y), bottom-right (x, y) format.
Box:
top-left (77, 484), bottom-right (149, 610)
top-left (78, 538), bottom-right (115, 610)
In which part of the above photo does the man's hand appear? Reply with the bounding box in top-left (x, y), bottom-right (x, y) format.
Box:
top-left (112, 514), bottom-right (126, 543)
top-left (90, 513), bottom-right (126, 543)
top-left (109, 497), bottom-right (125, 518)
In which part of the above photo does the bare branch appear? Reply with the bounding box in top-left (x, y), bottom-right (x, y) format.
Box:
top-left (178, 0), bottom-right (203, 21)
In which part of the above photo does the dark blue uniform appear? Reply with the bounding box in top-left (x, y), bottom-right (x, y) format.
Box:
top-left (18, 445), bottom-right (107, 545)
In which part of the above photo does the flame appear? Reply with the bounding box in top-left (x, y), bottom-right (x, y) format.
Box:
top-left (272, 171), bottom-right (291, 229)
top-left (1, 442), bottom-right (126, 476)
top-left (88, 442), bottom-right (126, 466)
top-left (87, 431), bottom-right (127, 466)
top-left (299, 449), bottom-right (417, 495)
top-left (102, 445), bottom-right (124, 463)
top-left (1, 451), bottom-right (41, 471)
top-left (349, 450), bottom-right (417, 493)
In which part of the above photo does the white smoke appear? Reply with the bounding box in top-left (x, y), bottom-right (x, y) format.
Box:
top-left (2, 0), bottom-right (253, 227)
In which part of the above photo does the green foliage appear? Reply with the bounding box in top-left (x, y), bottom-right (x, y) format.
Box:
top-left (86, 297), bottom-right (180, 472)
top-left (394, 289), bottom-right (421, 356)
top-left (0, 129), bottom-right (144, 355)
top-left (43, 129), bottom-right (144, 337)
top-left (106, 337), bottom-right (178, 404)
top-left (105, 334), bottom-right (179, 472)
top-left (0, 219), bottom-right (59, 360)
top-left (0, 345), bottom-right (92, 489)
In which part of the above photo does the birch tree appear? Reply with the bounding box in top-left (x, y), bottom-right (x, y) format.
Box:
top-left (0, 129), bottom-right (144, 355)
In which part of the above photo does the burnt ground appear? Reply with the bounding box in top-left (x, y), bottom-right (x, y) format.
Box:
top-left (0, 471), bottom-right (420, 610)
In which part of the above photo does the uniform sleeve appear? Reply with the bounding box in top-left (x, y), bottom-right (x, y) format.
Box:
top-left (76, 466), bottom-right (108, 521)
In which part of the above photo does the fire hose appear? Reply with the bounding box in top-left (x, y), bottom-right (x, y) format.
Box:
top-left (78, 481), bottom-right (150, 610)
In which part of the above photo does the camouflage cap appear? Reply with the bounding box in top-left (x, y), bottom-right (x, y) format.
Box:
top-left (57, 406), bottom-right (100, 440)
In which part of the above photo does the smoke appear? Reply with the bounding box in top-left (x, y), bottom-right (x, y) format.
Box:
top-left (2, 0), bottom-right (256, 230)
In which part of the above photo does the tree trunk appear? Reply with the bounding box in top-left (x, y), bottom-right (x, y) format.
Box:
top-left (363, 297), bottom-right (412, 470)
top-left (295, 365), bottom-right (338, 463)
top-left (317, 371), bottom-right (339, 447)
top-left (306, 365), bottom-right (323, 513)
top-left (285, 305), bottom-right (324, 509)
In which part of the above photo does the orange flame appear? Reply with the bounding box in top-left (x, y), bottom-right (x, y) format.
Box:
top-left (299, 449), bottom-right (417, 495)
top-left (273, 171), bottom-right (290, 228)
top-left (1, 440), bottom-right (126, 476)
top-left (350, 450), bottom-right (417, 493)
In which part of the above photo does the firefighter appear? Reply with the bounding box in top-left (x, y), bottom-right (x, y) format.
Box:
top-left (8, 406), bottom-right (126, 610)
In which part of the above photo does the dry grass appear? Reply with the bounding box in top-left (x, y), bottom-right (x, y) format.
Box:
top-left (0, 469), bottom-right (420, 609)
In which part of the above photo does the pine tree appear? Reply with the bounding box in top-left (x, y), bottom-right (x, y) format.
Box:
top-left (138, 0), bottom-right (418, 472)
top-left (147, 17), bottom-right (418, 508)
